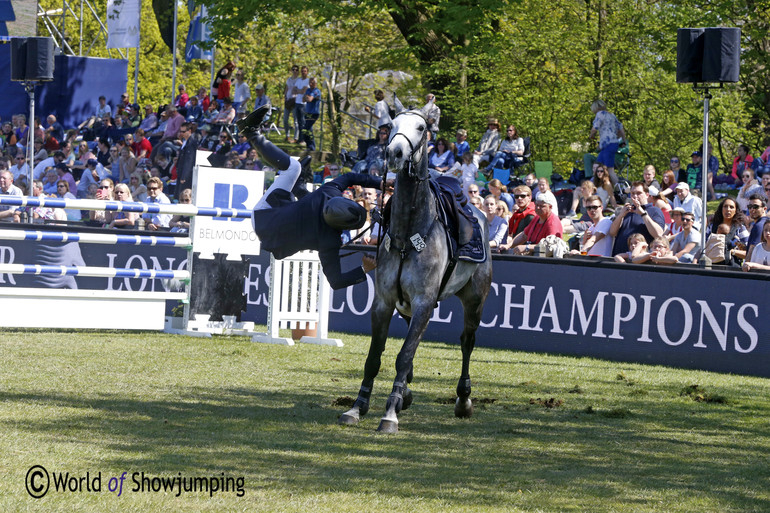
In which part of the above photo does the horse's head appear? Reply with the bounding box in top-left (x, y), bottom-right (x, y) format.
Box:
top-left (387, 110), bottom-right (429, 179)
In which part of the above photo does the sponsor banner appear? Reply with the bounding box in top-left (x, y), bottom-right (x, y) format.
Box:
top-left (106, 0), bottom-right (141, 49)
top-left (192, 166), bottom-right (264, 259)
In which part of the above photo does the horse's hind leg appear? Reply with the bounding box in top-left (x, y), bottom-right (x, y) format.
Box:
top-left (339, 300), bottom-right (394, 425)
top-left (454, 273), bottom-right (490, 418)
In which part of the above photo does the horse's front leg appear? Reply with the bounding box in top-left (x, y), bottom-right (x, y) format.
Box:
top-left (378, 298), bottom-right (434, 434)
top-left (339, 297), bottom-right (394, 425)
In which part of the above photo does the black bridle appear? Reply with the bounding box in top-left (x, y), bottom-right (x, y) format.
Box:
top-left (388, 111), bottom-right (429, 181)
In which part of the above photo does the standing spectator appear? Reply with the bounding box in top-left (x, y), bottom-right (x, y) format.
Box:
top-left (609, 181), bottom-right (665, 256)
top-left (588, 99), bottom-right (626, 185)
top-left (672, 183), bottom-right (703, 230)
top-left (482, 194), bottom-right (508, 251)
top-left (253, 84), bottom-right (270, 109)
top-left (175, 122), bottom-right (199, 194)
top-left (508, 192), bottom-right (563, 255)
top-left (670, 211), bottom-right (701, 263)
top-left (291, 66), bottom-right (310, 144)
top-left (213, 62), bottom-right (235, 107)
top-left (142, 177), bottom-right (172, 230)
top-left (283, 65), bottom-right (300, 142)
top-left (301, 77), bottom-right (321, 151)
top-left (0, 170), bottom-right (22, 222)
top-left (365, 89), bottom-right (391, 129)
top-left (422, 93), bottom-right (440, 137)
top-left (472, 117), bottom-right (500, 168)
top-left (232, 71), bottom-right (251, 113)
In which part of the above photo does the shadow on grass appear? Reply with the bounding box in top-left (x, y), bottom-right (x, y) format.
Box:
top-left (2, 381), bottom-right (770, 510)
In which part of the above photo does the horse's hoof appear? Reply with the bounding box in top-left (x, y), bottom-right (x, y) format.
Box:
top-left (402, 388), bottom-right (413, 410)
top-left (455, 397), bottom-right (473, 418)
top-left (376, 419), bottom-right (399, 434)
top-left (338, 408), bottom-right (360, 425)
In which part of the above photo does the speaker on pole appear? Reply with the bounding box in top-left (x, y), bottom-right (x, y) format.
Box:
top-left (9, 37), bottom-right (55, 82)
top-left (10, 37), bottom-right (28, 82)
top-left (676, 27), bottom-right (740, 84)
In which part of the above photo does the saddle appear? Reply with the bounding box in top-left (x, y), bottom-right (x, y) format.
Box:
top-left (430, 177), bottom-right (486, 264)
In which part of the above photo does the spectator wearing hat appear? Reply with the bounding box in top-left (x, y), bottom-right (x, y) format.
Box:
top-left (253, 84), bottom-right (270, 109)
top-left (472, 118), bottom-right (501, 168)
top-left (672, 182), bottom-right (703, 230)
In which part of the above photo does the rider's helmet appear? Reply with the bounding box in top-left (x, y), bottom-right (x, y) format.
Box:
top-left (323, 197), bottom-right (367, 231)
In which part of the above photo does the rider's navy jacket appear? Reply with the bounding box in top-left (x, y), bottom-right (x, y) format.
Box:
top-left (252, 172), bottom-right (382, 290)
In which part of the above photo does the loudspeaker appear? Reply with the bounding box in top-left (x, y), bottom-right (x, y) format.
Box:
top-left (9, 37), bottom-right (55, 82)
top-left (702, 28), bottom-right (740, 83)
top-left (10, 37), bottom-right (28, 82)
top-left (676, 27), bottom-right (741, 84)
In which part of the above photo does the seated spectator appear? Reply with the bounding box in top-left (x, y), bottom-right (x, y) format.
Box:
top-left (42, 168), bottom-right (60, 195)
top-left (129, 170), bottom-right (149, 202)
top-left (592, 163), bottom-right (617, 209)
top-left (132, 129), bottom-right (153, 160)
top-left (428, 138), bottom-right (455, 175)
top-left (571, 195), bottom-right (614, 256)
top-left (500, 185), bottom-right (535, 248)
top-left (486, 178), bottom-right (513, 211)
top-left (105, 184), bottom-right (138, 228)
top-left (32, 138), bottom-right (48, 162)
top-left (453, 129), bottom-right (469, 158)
top-left (469, 195), bottom-right (482, 210)
top-left (482, 194), bottom-right (508, 251)
top-left (142, 177), bottom-right (172, 230)
top-left (118, 146), bottom-right (138, 184)
top-left (631, 236), bottom-right (678, 265)
top-left (609, 181), bottom-right (665, 256)
top-left (162, 107), bottom-right (184, 141)
top-left (203, 101), bottom-right (219, 124)
top-left (565, 179), bottom-right (602, 219)
top-left (731, 144), bottom-right (755, 185)
top-left (71, 140), bottom-right (95, 179)
top-left (77, 158), bottom-right (109, 198)
top-left (169, 188), bottom-right (193, 232)
top-left (648, 186), bottom-right (672, 226)
top-left (533, 177), bottom-right (558, 211)
top-left (174, 84), bottom-right (189, 109)
top-left (496, 200), bottom-right (511, 222)
top-left (90, 179), bottom-right (115, 224)
top-left (448, 151), bottom-right (478, 195)
top-left (467, 183), bottom-right (481, 204)
top-left (523, 173), bottom-right (537, 193)
top-left (353, 127), bottom-right (389, 176)
top-left (508, 192), bottom-right (563, 255)
top-left (671, 182), bottom-right (703, 230)
top-left (665, 207), bottom-right (685, 238)
top-left (242, 148), bottom-right (263, 170)
top-left (742, 221), bottom-right (770, 271)
top-left (669, 211), bottom-right (701, 263)
top-left (212, 98), bottom-right (236, 126)
top-left (10, 153), bottom-right (30, 188)
top-left (232, 133), bottom-right (251, 159)
top-left (614, 233), bottom-right (648, 263)
top-left (30, 179), bottom-right (65, 223)
top-left (472, 117), bottom-right (501, 168)
top-left (659, 169), bottom-right (677, 202)
top-left (252, 84), bottom-right (270, 109)
top-left (682, 150), bottom-right (706, 192)
top-left (54, 179), bottom-right (81, 221)
top-left (736, 168), bottom-right (762, 214)
top-left (0, 170), bottom-right (23, 222)
top-left (123, 104), bottom-right (141, 128)
top-left (185, 96), bottom-right (204, 124)
top-left (55, 162), bottom-right (77, 194)
top-left (140, 105), bottom-right (158, 131)
top-left (484, 125), bottom-right (524, 174)
top-left (642, 164), bottom-right (661, 192)
top-left (738, 194), bottom-right (767, 262)
top-left (707, 196), bottom-right (749, 266)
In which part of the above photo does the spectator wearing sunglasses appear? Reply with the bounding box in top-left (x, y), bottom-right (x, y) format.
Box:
top-left (743, 194), bottom-right (768, 263)
top-left (669, 211), bottom-right (701, 263)
top-left (142, 177), bottom-right (171, 230)
top-left (570, 195), bottom-right (613, 257)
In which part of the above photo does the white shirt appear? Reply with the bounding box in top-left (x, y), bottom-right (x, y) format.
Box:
top-left (673, 193), bottom-right (703, 229)
top-left (233, 81), bottom-right (251, 104)
top-left (10, 163), bottom-right (29, 182)
top-left (33, 156), bottom-right (56, 180)
top-left (586, 217), bottom-right (614, 257)
top-left (374, 100), bottom-right (391, 127)
top-left (143, 192), bottom-right (172, 227)
top-left (293, 77), bottom-right (309, 105)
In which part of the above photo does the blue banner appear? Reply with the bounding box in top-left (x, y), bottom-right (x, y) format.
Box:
top-left (185, 6), bottom-right (212, 62)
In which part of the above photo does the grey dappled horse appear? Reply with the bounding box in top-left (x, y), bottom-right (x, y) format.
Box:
top-left (338, 109), bottom-right (493, 433)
